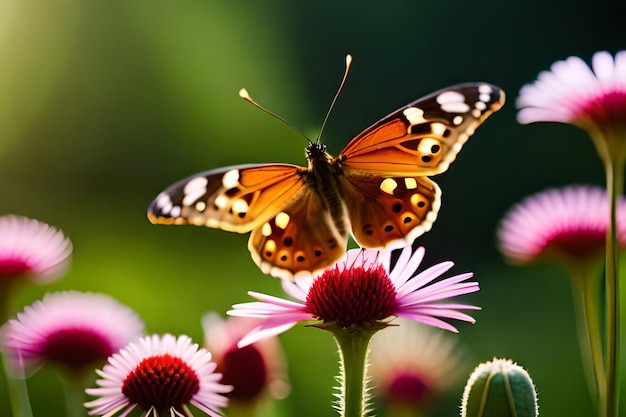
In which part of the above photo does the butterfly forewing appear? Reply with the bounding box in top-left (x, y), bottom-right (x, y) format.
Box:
top-left (148, 164), bottom-right (307, 232)
top-left (339, 83), bottom-right (505, 176)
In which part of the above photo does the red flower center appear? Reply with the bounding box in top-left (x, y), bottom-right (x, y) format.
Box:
top-left (122, 354), bottom-right (200, 412)
top-left (305, 263), bottom-right (397, 327)
top-left (544, 228), bottom-right (606, 260)
top-left (0, 257), bottom-right (31, 280)
top-left (217, 345), bottom-right (267, 402)
top-left (386, 371), bottom-right (432, 405)
top-left (43, 327), bottom-right (114, 370)
top-left (576, 90), bottom-right (626, 127)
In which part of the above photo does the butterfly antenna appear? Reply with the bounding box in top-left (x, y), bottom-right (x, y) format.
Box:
top-left (239, 88), bottom-right (313, 145)
top-left (316, 54), bottom-right (352, 144)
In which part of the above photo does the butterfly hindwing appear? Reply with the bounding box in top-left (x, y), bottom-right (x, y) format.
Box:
top-left (148, 164), bottom-right (307, 233)
top-left (339, 83), bottom-right (505, 176)
top-left (340, 173), bottom-right (441, 248)
top-left (248, 189), bottom-right (348, 280)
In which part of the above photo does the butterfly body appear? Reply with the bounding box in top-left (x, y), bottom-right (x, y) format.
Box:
top-left (149, 83), bottom-right (505, 279)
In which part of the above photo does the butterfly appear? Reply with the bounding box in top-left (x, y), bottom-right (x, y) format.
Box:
top-left (148, 77), bottom-right (505, 280)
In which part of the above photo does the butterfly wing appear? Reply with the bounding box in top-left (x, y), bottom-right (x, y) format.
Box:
top-left (338, 83), bottom-right (504, 248)
top-left (248, 188), bottom-right (348, 280)
top-left (148, 163), bottom-right (349, 279)
top-left (339, 83), bottom-right (505, 176)
top-left (148, 164), bottom-right (308, 232)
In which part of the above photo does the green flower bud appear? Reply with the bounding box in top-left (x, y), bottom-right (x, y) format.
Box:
top-left (461, 358), bottom-right (538, 417)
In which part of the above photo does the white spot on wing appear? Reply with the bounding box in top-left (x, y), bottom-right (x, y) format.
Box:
top-left (479, 93), bottom-right (491, 103)
top-left (478, 84), bottom-right (493, 94)
top-left (170, 206), bottom-right (181, 217)
top-left (183, 177), bottom-right (208, 206)
top-left (214, 195), bottom-right (228, 209)
top-left (403, 107), bottom-right (426, 125)
top-left (431, 122), bottom-right (446, 136)
top-left (232, 199), bottom-right (249, 215)
top-left (222, 169), bottom-right (240, 188)
top-left (404, 178), bottom-right (417, 189)
top-left (453, 115), bottom-right (463, 125)
top-left (436, 91), bottom-right (470, 113)
top-left (380, 178), bottom-right (398, 195)
top-left (275, 212), bottom-right (290, 229)
top-left (156, 193), bottom-right (173, 214)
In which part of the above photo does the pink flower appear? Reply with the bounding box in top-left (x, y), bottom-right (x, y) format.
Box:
top-left (498, 185), bottom-right (626, 265)
top-left (517, 50), bottom-right (626, 129)
top-left (85, 334), bottom-right (232, 417)
top-left (228, 246), bottom-right (480, 347)
top-left (368, 318), bottom-right (468, 408)
top-left (0, 215), bottom-right (72, 284)
top-left (0, 291), bottom-right (144, 376)
top-left (202, 313), bottom-right (289, 406)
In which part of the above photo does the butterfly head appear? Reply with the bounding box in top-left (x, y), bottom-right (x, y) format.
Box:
top-left (306, 142), bottom-right (333, 165)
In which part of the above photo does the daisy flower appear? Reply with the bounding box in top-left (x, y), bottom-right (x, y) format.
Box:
top-left (202, 312), bottom-right (289, 407)
top-left (517, 51), bottom-right (626, 128)
top-left (228, 246), bottom-right (479, 347)
top-left (0, 291), bottom-right (144, 376)
top-left (368, 318), bottom-right (468, 411)
top-left (0, 214), bottom-right (72, 284)
top-left (498, 185), bottom-right (626, 266)
top-left (85, 334), bottom-right (232, 417)
top-left (516, 49), bottom-right (626, 163)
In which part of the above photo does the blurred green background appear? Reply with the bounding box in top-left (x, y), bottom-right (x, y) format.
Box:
top-left (1, 0), bottom-right (625, 416)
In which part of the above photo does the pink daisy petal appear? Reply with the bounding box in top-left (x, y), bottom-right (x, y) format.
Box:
top-left (85, 334), bottom-right (231, 417)
top-left (498, 185), bottom-right (626, 265)
top-left (0, 215), bottom-right (72, 284)
top-left (202, 313), bottom-right (290, 403)
top-left (229, 246), bottom-right (479, 345)
top-left (369, 318), bottom-right (469, 407)
top-left (517, 50), bottom-right (626, 132)
top-left (0, 291), bottom-right (144, 376)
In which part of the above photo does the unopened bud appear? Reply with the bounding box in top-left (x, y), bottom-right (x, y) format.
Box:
top-left (461, 358), bottom-right (538, 417)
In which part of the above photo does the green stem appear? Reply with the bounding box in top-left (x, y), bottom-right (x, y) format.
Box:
top-left (61, 371), bottom-right (91, 417)
top-left (0, 281), bottom-right (34, 417)
top-left (331, 325), bottom-right (376, 417)
top-left (2, 355), bottom-right (34, 417)
top-left (569, 265), bottom-right (605, 410)
top-left (604, 156), bottom-right (622, 417)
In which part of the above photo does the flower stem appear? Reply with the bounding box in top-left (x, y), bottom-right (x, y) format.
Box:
top-left (61, 372), bottom-right (91, 417)
top-left (569, 264), bottom-right (605, 409)
top-left (0, 282), bottom-right (34, 417)
top-left (2, 355), bottom-right (34, 417)
top-left (604, 155), bottom-right (623, 417)
top-left (331, 325), bottom-right (377, 417)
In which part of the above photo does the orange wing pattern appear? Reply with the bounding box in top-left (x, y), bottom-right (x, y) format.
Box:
top-left (340, 83), bottom-right (505, 176)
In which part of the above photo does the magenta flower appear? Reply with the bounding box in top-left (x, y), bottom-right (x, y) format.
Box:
top-left (498, 185), bottom-right (626, 265)
top-left (202, 313), bottom-right (289, 408)
top-left (85, 334), bottom-right (232, 417)
top-left (228, 246), bottom-right (479, 347)
top-left (0, 291), bottom-right (145, 376)
top-left (368, 318), bottom-right (468, 409)
top-left (0, 215), bottom-right (72, 284)
top-left (517, 51), bottom-right (626, 165)
top-left (517, 50), bottom-right (626, 128)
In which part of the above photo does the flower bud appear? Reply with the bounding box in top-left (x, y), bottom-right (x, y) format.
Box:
top-left (461, 358), bottom-right (538, 417)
